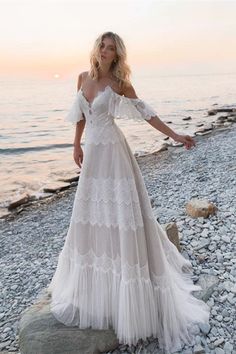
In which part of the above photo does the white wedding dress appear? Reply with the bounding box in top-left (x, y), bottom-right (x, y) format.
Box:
top-left (47, 85), bottom-right (210, 353)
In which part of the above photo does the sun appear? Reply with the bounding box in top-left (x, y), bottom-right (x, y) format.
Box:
top-left (54, 73), bottom-right (60, 79)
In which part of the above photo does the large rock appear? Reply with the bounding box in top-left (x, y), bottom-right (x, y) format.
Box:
top-left (19, 291), bottom-right (119, 354)
top-left (186, 198), bottom-right (217, 218)
top-left (43, 181), bottom-right (71, 193)
top-left (0, 208), bottom-right (12, 219)
top-left (8, 192), bottom-right (30, 210)
top-left (58, 173), bottom-right (80, 183)
top-left (164, 222), bottom-right (181, 252)
top-left (207, 109), bottom-right (217, 116)
top-left (227, 114), bottom-right (236, 122)
top-left (195, 123), bottom-right (213, 134)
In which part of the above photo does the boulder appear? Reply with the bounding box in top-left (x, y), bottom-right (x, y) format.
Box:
top-left (163, 222), bottom-right (181, 252)
top-left (207, 109), bottom-right (217, 116)
top-left (58, 173), bottom-right (80, 183)
top-left (43, 181), bottom-right (71, 193)
top-left (0, 208), bottom-right (12, 219)
top-left (19, 290), bottom-right (119, 354)
top-left (196, 123), bottom-right (213, 132)
top-left (8, 192), bottom-right (30, 210)
top-left (195, 130), bottom-right (212, 136)
top-left (227, 115), bottom-right (236, 122)
top-left (186, 198), bottom-right (217, 218)
top-left (152, 143), bottom-right (169, 154)
top-left (216, 115), bottom-right (228, 123)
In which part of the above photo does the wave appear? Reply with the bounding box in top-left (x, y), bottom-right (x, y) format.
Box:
top-left (0, 143), bottom-right (75, 155)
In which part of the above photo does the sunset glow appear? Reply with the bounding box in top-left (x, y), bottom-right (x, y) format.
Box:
top-left (0, 0), bottom-right (236, 79)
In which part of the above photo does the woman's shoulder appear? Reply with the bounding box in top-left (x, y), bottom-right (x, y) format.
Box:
top-left (121, 82), bottom-right (138, 99)
top-left (110, 78), bottom-right (137, 97)
top-left (77, 71), bottom-right (89, 90)
top-left (78, 71), bottom-right (89, 81)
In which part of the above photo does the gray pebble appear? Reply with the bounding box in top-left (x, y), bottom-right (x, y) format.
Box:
top-left (215, 348), bottom-right (225, 354)
top-left (199, 323), bottom-right (211, 334)
top-left (214, 338), bottom-right (225, 347)
top-left (193, 344), bottom-right (205, 354)
top-left (224, 342), bottom-right (234, 353)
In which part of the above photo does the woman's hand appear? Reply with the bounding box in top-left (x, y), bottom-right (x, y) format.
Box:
top-left (174, 133), bottom-right (196, 150)
top-left (73, 144), bottom-right (83, 168)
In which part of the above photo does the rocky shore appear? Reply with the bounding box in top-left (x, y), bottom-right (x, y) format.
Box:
top-left (0, 123), bottom-right (235, 353)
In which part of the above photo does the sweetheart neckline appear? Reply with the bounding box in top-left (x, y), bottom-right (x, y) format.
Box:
top-left (78, 85), bottom-right (139, 106)
top-left (79, 85), bottom-right (112, 106)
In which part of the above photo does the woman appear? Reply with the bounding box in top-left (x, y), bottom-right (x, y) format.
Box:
top-left (48, 31), bottom-right (210, 353)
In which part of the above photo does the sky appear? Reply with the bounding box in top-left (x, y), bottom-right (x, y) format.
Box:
top-left (0, 0), bottom-right (236, 79)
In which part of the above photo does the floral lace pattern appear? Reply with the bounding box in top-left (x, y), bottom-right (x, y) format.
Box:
top-left (71, 176), bottom-right (155, 230)
top-left (71, 198), bottom-right (154, 230)
top-left (64, 91), bottom-right (85, 125)
top-left (108, 87), bottom-right (157, 121)
top-left (61, 246), bottom-right (151, 282)
top-left (76, 176), bottom-right (141, 204)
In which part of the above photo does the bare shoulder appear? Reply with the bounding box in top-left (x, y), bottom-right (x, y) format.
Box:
top-left (122, 82), bottom-right (138, 99)
top-left (77, 71), bottom-right (89, 91)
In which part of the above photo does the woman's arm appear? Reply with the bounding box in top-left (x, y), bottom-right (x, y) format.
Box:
top-left (122, 84), bottom-right (196, 150)
top-left (74, 73), bottom-right (86, 147)
top-left (73, 73), bottom-right (86, 168)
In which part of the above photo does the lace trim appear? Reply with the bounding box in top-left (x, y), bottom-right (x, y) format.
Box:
top-left (59, 246), bottom-right (174, 284)
top-left (72, 176), bottom-right (155, 229)
top-left (76, 177), bottom-right (141, 204)
top-left (71, 198), bottom-right (146, 230)
top-left (64, 93), bottom-right (85, 125)
top-left (108, 90), bottom-right (157, 121)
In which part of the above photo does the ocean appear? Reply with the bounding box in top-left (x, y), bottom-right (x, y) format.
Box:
top-left (1, 71), bottom-right (236, 209)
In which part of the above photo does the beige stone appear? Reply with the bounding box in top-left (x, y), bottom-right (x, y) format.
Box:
top-left (0, 208), bottom-right (12, 218)
top-left (8, 193), bottom-right (30, 210)
top-left (163, 222), bottom-right (181, 252)
top-left (43, 181), bottom-right (71, 193)
top-left (207, 109), bottom-right (217, 116)
top-left (186, 198), bottom-right (217, 218)
top-left (58, 173), bottom-right (80, 183)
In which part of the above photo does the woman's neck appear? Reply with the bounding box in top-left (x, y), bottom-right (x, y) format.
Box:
top-left (98, 66), bottom-right (113, 79)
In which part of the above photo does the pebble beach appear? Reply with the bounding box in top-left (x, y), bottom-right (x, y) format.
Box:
top-left (0, 123), bottom-right (236, 354)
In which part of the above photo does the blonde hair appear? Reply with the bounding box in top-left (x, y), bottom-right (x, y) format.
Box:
top-left (88, 31), bottom-right (132, 90)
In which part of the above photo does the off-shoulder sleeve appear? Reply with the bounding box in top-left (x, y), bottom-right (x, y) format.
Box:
top-left (64, 92), bottom-right (85, 125)
top-left (108, 90), bottom-right (157, 121)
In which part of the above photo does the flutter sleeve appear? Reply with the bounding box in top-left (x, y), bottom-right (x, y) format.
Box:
top-left (64, 92), bottom-right (85, 125)
top-left (108, 89), bottom-right (157, 121)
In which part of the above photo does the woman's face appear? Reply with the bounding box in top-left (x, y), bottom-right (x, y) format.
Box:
top-left (99, 37), bottom-right (117, 65)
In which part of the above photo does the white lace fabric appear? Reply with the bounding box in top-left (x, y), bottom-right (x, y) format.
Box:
top-left (47, 84), bottom-right (210, 353)
top-left (64, 85), bottom-right (157, 125)
top-left (107, 87), bottom-right (157, 121)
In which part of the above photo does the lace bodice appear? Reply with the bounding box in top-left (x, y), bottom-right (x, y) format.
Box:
top-left (64, 85), bottom-right (157, 126)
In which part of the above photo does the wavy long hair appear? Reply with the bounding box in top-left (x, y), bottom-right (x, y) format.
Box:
top-left (88, 31), bottom-right (132, 90)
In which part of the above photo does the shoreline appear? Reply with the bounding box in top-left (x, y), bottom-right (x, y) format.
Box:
top-left (1, 116), bottom-right (236, 221)
top-left (0, 124), bottom-right (235, 353)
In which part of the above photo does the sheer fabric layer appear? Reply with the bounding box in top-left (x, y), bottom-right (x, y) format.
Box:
top-left (49, 216), bottom-right (209, 353)
top-left (49, 87), bottom-right (210, 353)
